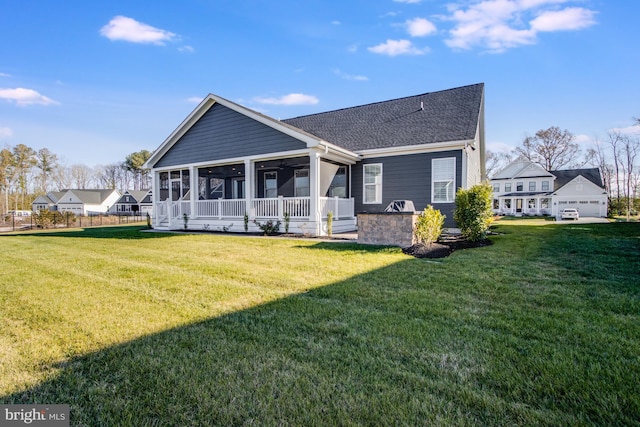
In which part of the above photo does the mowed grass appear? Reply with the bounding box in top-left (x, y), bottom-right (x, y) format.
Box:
top-left (0, 223), bottom-right (639, 426)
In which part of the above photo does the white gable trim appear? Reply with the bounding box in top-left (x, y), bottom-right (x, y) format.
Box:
top-left (144, 94), bottom-right (358, 169)
top-left (553, 175), bottom-right (607, 196)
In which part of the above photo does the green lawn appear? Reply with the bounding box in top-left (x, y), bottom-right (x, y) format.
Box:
top-left (1, 222), bottom-right (639, 426)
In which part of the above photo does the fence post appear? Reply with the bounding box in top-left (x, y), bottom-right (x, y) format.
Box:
top-left (278, 196), bottom-right (284, 220)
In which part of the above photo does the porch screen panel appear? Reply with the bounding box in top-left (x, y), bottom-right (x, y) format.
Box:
top-left (321, 162), bottom-right (347, 198)
top-left (432, 157), bottom-right (455, 203)
top-left (294, 169), bottom-right (310, 197)
top-left (265, 172), bottom-right (277, 198)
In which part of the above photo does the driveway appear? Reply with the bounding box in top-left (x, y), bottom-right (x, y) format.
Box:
top-left (555, 217), bottom-right (609, 224)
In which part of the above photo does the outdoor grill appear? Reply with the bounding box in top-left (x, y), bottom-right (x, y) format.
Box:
top-left (383, 200), bottom-right (416, 213)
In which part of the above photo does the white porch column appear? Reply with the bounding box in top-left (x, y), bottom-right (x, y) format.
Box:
top-left (190, 165), bottom-right (197, 218)
top-left (309, 152), bottom-right (322, 235)
top-left (151, 171), bottom-right (158, 226)
top-left (244, 159), bottom-right (254, 220)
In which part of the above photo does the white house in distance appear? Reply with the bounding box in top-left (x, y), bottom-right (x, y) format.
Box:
top-left (32, 189), bottom-right (121, 216)
top-left (112, 190), bottom-right (153, 216)
top-left (490, 159), bottom-right (608, 218)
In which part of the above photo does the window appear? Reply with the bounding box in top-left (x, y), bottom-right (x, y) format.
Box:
top-left (493, 199), bottom-right (499, 209)
top-left (294, 169), bottom-right (310, 197)
top-left (264, 172), bottom-right (277, 198)
top-left (505, 183), bottom-right (512, 192)
top-left (504, 199), bottom-right (511, 209)
top-left (516, 182), bottom-right (523, 191)
top-left (529, 182), bottom-right (536, 191)
top-left (541, 198), bottom-right (550, 209)
top-left (528, 198), bottom-right (536, 209)
top-left (363, 164), bottom-right (382, 204)
top-left (432, 158), bottom-right (456, 203)
top-left (493, 183), bottom-right (500, 192)
top-left (541, 181), bottom-right (549, 191)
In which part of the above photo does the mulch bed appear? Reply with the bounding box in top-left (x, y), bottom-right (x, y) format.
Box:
top-left (402, 235), bottom-right (492, 258)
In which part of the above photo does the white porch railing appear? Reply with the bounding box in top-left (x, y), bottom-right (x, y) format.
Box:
top-left (319, 196), bottom-right (354, 219)
top-left (196, 199), bottom-right (247, 218)
top-left (158, 196), bottom-right (354, 225)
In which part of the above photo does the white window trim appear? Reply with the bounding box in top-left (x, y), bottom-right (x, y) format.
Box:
top-left (363, 163), bottom-right (383, 204)
top-left (431, 157), bottom-right (456, 203)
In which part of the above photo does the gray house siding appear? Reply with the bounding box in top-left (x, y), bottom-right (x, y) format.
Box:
top-left (352, 150), bottom-right (462, 227)
top-left (154, 103), bottom-right (307, 168)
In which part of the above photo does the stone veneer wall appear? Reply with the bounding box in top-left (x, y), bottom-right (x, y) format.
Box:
top-left (357, 212), bottom-right (418, 247)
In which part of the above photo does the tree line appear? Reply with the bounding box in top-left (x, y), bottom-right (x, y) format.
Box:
top-left (0, 145), bottom-right (151, 213)
top-left (486, 119), bottom-right (640, 218)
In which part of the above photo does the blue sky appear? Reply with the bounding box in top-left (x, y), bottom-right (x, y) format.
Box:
top-left (1, 0), bottom-right (638, 167)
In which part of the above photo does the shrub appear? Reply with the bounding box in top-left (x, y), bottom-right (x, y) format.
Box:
top-left (414, 206), bottom-right (445, 246)
top-left (284, 212), bottom-right (290, 233)
top-left (253, 219), bottom-right (281, 235)
top-left (454, 182), bottom-right (494, 242)
top-left (326, 211), bottom-right (333, 236)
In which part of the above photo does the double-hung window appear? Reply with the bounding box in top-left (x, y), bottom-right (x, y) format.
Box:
top-left (432, 158), bottom-right (456, 203)
top-left (363, 164), bottom-right (382, 204)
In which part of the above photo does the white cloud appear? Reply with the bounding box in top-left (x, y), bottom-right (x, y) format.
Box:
top-left (331, 20), bottom-right (341, 26)
top-left (393, 0), bottom-right (422, 3)
top-left (368, 39), bottom-right (428, 56)
top-left (254, 93), bottom-right (319, 106)
top-left (0, 72), bottom-right (11, 78)
top-left (0, 127), bottom-right (12, 138)
top-left (333, 69), bottom-right (369, 81)
top-left (186, 96), bottom-right (203, 104)
top-left (406, 17), bottom-right (437, 37)
top-left (100, 16), bottom-right (178, 45)
top-left (0, 88), bottom-right (58, 106)
top-left (530, 7), bottom-right (597, 32)
top-left (178, 45), bottom-right (195, 53)
top-left (444, 1), bottom-right (597, 53)
top-left (610, 125), bottom-right (640, 136)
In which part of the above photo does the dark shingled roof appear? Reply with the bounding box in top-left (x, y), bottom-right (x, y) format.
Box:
top-left (282, 83), bottom-right (484, 152)
top-left (551, 168), bottom-right (604, 190)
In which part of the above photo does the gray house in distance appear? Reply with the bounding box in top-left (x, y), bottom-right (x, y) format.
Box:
top-left (144, 83), bottom-right (486, 235)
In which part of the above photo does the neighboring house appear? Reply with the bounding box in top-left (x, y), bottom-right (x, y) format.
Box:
top-left (113, 190), bottom-right (153, 215)
top-left (32, 191), bottom-right (67, 213)
top-left (143, 83), bottom-right (486, 235)
top-left (54, 189), bottom-right (121, 216)
top-left (490, 159), bottom-right (608, 218)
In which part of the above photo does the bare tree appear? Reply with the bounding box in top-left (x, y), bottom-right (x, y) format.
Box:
top-left (96, 163), bottom-right (124, 190)
top-left (516, 126), bottom-right (581, 171)
top-left (485, 150), bottom-right (515, 178)
top-left (621, 136), bottom-right (640, 220)
top-left (607, 131), bottom-right (624, 210)
top-left (70, 164), bottom-right (94, 189)
top-left (588, 138), bottom-right (613, 196)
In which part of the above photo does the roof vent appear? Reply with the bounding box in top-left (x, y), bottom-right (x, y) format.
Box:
top-left (420, 101), bottom-right (424, 110)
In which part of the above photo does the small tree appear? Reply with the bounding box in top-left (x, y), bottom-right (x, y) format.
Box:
top-left (414, 206), bottom-right (445, 247)
top-left (454, 182), bottom-right (493, 242)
